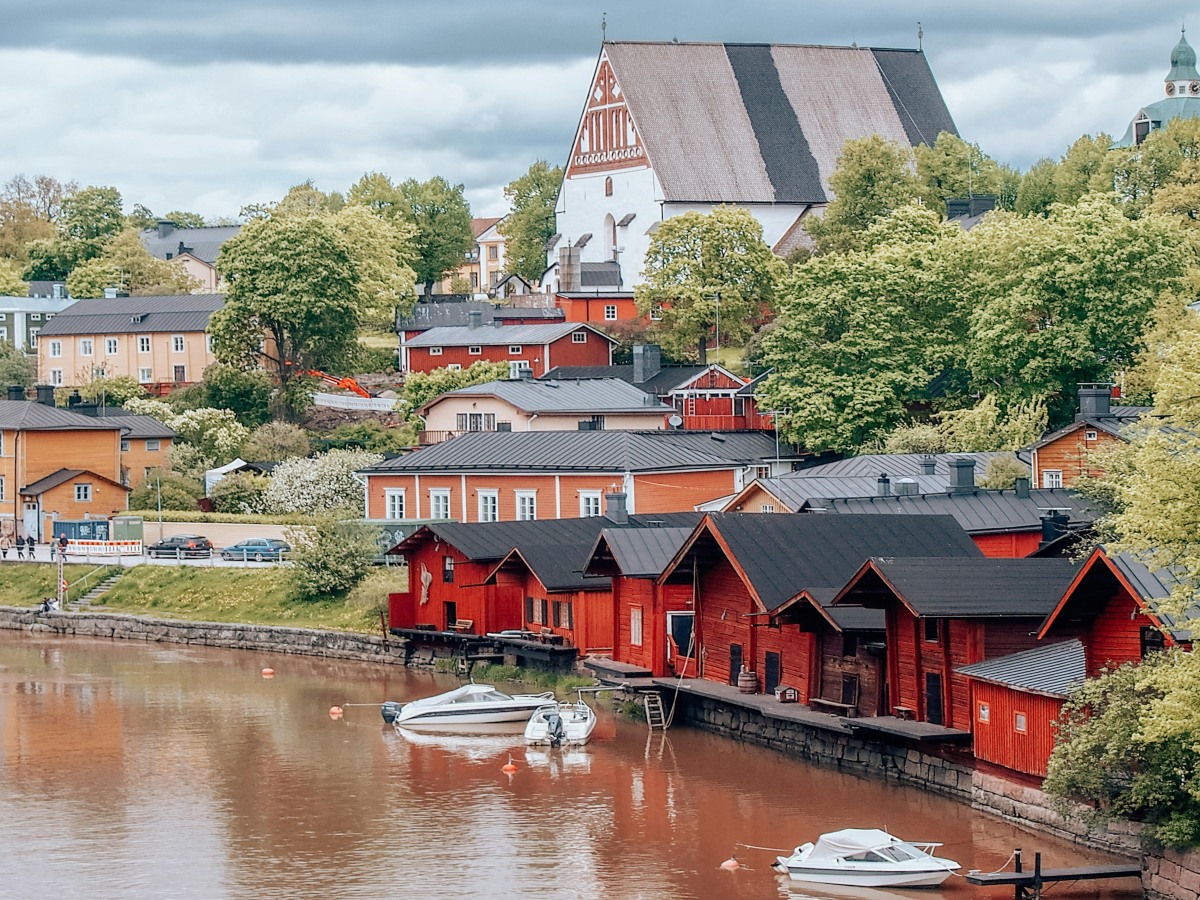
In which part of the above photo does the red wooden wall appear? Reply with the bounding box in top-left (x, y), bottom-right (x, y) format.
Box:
top-left (970, 682), bottom-right (1064, 779)
top-left (973, 531), bottom-right (1041, 558)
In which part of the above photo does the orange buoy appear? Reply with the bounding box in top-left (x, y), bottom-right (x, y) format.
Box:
top-left (501, 756), bottom-right (518, 774)
top-left (261, 668), bottom-right (275, 678)
top-left (720, 855), bottom-right (741, 871)
top-left (329, 706), bottom-right (344, 719)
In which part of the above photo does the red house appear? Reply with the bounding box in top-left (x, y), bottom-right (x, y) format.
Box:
top-left (657, 513), bottom-right (982, 702)
top-left (583, 525), bottom-right (698, 677)
top-left (401, 321), bottom-right (615, 376)
top-left (555, 292), bottom-right (639, 325)
top-left (832, 558), bottom-right (1080, 731)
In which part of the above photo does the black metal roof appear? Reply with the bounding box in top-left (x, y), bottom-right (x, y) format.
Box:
top-left (690, 513), bottom-right (981, 613)
top-left (361, 430), bottom-right (785, 474)
top-left (0, 401), bottom-right (125, 432)
top-left (37, 295), bottom-right (224, 337)
top-left (541, 363), bottom-right (712, 394)
top-left (958, 640), bottom-right (1086, 698)
top-left (857, 557), bottom-right (1081, 617)
top-left (586, 526), bottom-right (696, 578)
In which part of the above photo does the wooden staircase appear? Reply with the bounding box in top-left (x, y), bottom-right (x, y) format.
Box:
top-left (643, 692), bottom-right (668, 730)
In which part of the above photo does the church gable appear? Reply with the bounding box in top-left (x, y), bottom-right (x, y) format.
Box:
top-left (567, 56), bottom-right (649, 178)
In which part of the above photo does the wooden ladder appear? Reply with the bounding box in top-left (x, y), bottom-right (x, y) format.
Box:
top-left (644, 692), bottom-right (668, 730)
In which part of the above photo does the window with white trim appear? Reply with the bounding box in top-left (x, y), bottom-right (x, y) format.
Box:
top-left (509, 345), bottom-right (522, 355)
top-left (978, 702), bottom-right (990, 723)
top-left (28, 328), bottom-right (38, 348)
top-left (0, 328), bottom-right (6, 343)
top-left (384, 489), bottom-right (406, 520)
top-left (630, 606), bottom-right (644, 646)
top-left (1042, 470), bottom-right (1063, 489)
top-left (579, 490), bottom-right (602, 517)
top-left (105, 337), bottom-right (118, 355)
top-left (761, 504), bottom-right (776, 513)
top-left (79, 338), bottom-right (93, 356)
top-left (571, 331), bottom-right (587, 343)
top-left (477, 490), bottom-right (499, 522)
top-left (468, 345), bottom-right (482, 355)
top-left (429, 346), bottom-right (443, 356)
top-left (1084, 430), bottom-right (1097, 441)
top-left (1014, 711), bottom-right (1027, 733)
top-left (49, 369), bottom-right (63, 386)
top-left (138, 336), bottom-right (151, 353)
top-left (447, 363), bottom-right (461, 371)
top-left (120, 439), bottom-right (131, 452)
top-left (205, 334), bottom-right (213, 353)
top-left (429, 489), bottom-right (451, 520)
top-left (456, 413), bottom-right (495, 432)
top-left (172, 335), bottom-right (185, 352)
top-left (515, 490), bottom-right (537, 521)
top-left (604, 305), bottom-right (617, 321)
top-left (508, 361), bottom-right (529, 378)
top-left (650, 304), bottom-right (663, 321)
top-left (138, 367), bottom-right (152, 383)
top-left (49, 340), bottom-right (61, 358)
top-left (31, 312), bottom-right (42, 320)
top-left (74, 483), bottom-right (92, 502)
top-left (145, 439), bottom-right (161, 451)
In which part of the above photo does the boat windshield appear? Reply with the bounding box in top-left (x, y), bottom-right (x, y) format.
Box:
top-left (450, 690), bottom-right (511, 704)
top-left (874, 844), bottom-right (924, 862)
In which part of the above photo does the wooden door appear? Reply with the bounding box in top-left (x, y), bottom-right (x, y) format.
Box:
top-left (764, 651), bottom-right (782, 695)
top-left (925, 672), bottom-right (944, 726)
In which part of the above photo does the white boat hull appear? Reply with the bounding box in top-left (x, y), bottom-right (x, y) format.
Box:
top-left (524, 702), bottom-right (596, 746)
top-left (774, 863), bottom-right (956, 888)
top-left (397, 703), bottom-right (547, 728)
top-left (774, 829), bottom-right (959, 889)
top-left (382, 684), bottom-right (555, 731)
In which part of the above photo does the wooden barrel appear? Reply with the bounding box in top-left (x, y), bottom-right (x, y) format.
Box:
top-left (737, 667), bottom-right (758, 694)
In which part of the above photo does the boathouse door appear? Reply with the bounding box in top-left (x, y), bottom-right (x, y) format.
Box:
top-left (729, 644), bottom-right (742, 686)
top-left (763, 651), bottom-right (781, 696)
top-left (925, 672), bottom-right (944, 725)
top-left (443, 601), bottom-right (457, 632)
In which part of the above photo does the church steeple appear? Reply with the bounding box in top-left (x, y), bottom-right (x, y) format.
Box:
top-left (1165, 26), bottom-right (1200, 96)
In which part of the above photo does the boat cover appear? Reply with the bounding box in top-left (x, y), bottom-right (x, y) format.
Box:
top-left (807, 829), bottom-right (901, 861)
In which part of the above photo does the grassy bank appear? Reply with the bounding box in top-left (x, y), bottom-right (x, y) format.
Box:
top-left (97, 566), bottom-right (390, 633)
top-left (0, 564), bottom-right (106, 606)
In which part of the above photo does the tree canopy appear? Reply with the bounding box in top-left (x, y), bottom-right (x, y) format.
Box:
top-left (395, 176), bottom-right (474, 300)
top-left (65, 228), bottom-right (199, 298)
top-left (499, 160), bottom-right (561, 282)
top-left (0, 258), bottom-right (25, 295)
top-left (635, 206), bottom-right (781, 361)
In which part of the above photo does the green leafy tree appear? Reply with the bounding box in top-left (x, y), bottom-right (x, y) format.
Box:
top-left (320, 419), bottom-right (417, 454)
top-left (264, 449), bottom-right (383, 515)
top-left (211, 214), bottom-right (360, 403)
top-left (880, 422), bottom-right (946, 455)
top-left (0, 340), bottom-right (35, 389)
top-left (804, 135), bottom-right (922, 254)
top-left (286, 519), bottom-right (380, 602)
top-left (915, 132), bottom-right (1013, 213)
top-left (200, 365), bottom-right (272, 428)
top-left (128, 469), bottom-right (204, 511)
top-left (399, 360), bottom-right (511, 417)
top-left (499, 160), bottom-right (562, 282)
top-left (1054, 133), bottom-right (1116, 204)
top-left (66, 228), bottom-right (199, 298)
top-left (1014, 158), bottom-right (1060, 217)
top-left (209, 470), bottom-right (270, 514)
top-left (0, 259), bottom-right (25, 295)
top-left (978, 453), bottom-right (1030, 490)
top-left (759, 204), bottom-right (969, 451)
top-left (161, 210), bottom-right (207, 229)
top-left (937, 395), bottom-right (1048, 452)
top-left (1111, 118), bottom-right (1200, 214)
top-left (331, 205), bottom-right (418, 327)
top-left (396, 176), bottom-right (473, 300)
top-left (24, 185), bottom-right (125, 280)
top-left (76, 375), bottom-right (146, 407)
top-left (0, 201), bottom-right (54, 265)
top-left (635, 206), bottom-right (781, 361)
top-left (274, 180), bottom-right (345, 217)
top-left (241, 421), bottom-right (311, 461)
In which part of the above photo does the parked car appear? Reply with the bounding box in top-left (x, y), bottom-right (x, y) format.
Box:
top-left (146, 535), bottom-right (213, 559)
top-left (221, 538), bottom-right (291, 562)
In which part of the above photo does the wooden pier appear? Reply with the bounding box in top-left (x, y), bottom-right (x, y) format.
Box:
top-left (966, 849), bottom-right (1141, 898)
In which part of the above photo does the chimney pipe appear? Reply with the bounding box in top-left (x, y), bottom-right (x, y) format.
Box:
top-left (604, 492), bottom-right (629, 525)
top-left (34, 384), bottom-right (56, 407)
top-left (1077, 383), bottom-right (1113, 420)
top-left (877, 473), bottom-right (891, 497)
top-left (468, 309), bottom-right (483, 330)
top-left (949, 457), bottom-right (976, 494)
top-left (156, 220), bottom-right (174, 239)
top-left (1039, 511), bottom-right (1070, 547)
top-left (558, 246), bottom-right (581, 293)
top-left (7, 385), bottom-right (25, 401)
top-left (919, 455), bottom-right (937, 476)
top-left (1014, 476), bottom-right (1031, 498)
top-left (632, 344), bottom-right (661, 384)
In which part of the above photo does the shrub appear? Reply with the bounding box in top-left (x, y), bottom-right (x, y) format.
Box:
top-left (978, 453), bottom-right (1030, 490)
top-left (286, 519), bottom-right (380, 602)
top-left (201, 365), bottom-right (272, 428)
top-left (76, 375), bottom-right (146, 407)
top-left (242, 421), bottom-right (311, 462)
top-left (209, 470), bottom-right (270, 514)
top-left (128, 469), bottom-right (204, 511)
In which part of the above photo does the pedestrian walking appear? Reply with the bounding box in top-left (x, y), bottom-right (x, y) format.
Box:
top-left (26, 536), bottom-right (35, 559)
top-left (15, 537), bottom-right (24, 561)
top-left (0, 536), bottom-right (9, 560)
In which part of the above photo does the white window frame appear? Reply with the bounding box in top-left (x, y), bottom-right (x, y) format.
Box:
top-left (79, 338), bottom-right (93, 356)
top-left (28, 328), bottom-right (38, 349)
top-left (172, 335), bottom-right (185, 353)
top-left (105, 337), bottom-right (118, 355)
top-left (138, 336), bottom-right (151, 353)
top-left (571, 331), bottom-right (587, 343)
top-left (579, 490), bottom-right (602, 518)
top-left (74, 483), bottom-right (92, 502)
top-left (468, 345), bottom-right (482, 355)
top-left (508, 345), bottom-right (522, 355)
top-left (477, 490), bottom-right (499, 523)
top-left (145, 439), bottom-right (161, 452)
top-left (205, 334), bottom-right (213, 354)
top-left (761, 504), bottom-right (776, 513)
top-left (1042, 469), bottom-right (1063, 489)
top-left (1084, 430), bottom-right (1098, 441)
top-left (1014, 711), bottom-right (1028, 733)
top-left (49, 368), bottom-right (63, 386)
top-left (138, 367), bottom-right (153, 384)
top-left (31, 312), bottom-right (42, 321)
top-left (447, 363), bottom-right (462, 371)
top-left (429, 346), bottom-right (443, 356)
top-left (508, 360), bottom-right (529, 378)
top-left (120, 439), bottom-right (131, 452)
top-left (978, 702), bottom-right (990, 724)
top-left (650, 304), bottom-right (664, 321)
top-left (630, 606), bottom-right (644, 647)
top-left (604, 305), bottom-right (618, 321)
top-left (515, 490), bottom-right (537, 521)
top-left (384, 489), bottom-right (406, 520)
top-left (49, 340), bottom-right (61, 358)
top-left (429, 489), bottom-right (451, 520)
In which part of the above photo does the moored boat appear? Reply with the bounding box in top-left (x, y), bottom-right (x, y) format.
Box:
top-left (774, 828), bottom-right (960, 888)
top-left (524, 701), bottom-right (597, 747)
top-left (380, 683), bottom-right (555, 730)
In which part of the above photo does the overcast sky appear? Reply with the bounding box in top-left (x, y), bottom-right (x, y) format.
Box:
top-left (0, 2), bottom-right (1191, 220)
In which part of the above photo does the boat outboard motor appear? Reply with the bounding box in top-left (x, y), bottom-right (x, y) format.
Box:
top-left (381, 701), bottom-right (404, 725)
top-left (547, 712), bottom-right (566, 747)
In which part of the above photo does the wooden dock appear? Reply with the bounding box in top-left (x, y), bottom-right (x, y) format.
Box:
top-left (966, 850), bottom-right (1141, 898)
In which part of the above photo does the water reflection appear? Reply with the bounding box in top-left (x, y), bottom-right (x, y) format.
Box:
top-left (0, 633), bottom-right (1142, 900)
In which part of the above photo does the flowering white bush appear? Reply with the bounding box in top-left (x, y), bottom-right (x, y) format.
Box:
top-left (124, 399), bottom-right (249, 466)
top-left (264, 449), bottom-right (383, 516)
top-left (125, 397), bottom-right (175, 421)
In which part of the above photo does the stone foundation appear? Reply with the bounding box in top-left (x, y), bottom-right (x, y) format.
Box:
top-left (0, 606), bottom-right (410, 666)
top-left (1145, 849), bottom-right (1200, 899)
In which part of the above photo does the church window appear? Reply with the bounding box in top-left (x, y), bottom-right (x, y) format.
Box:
top-left (604, 176), bottom-right (613, 196)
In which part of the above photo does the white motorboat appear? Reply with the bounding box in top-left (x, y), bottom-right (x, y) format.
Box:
top-left (524, 701), bottom-right (596, 747)
top-left (774, 828), bottom-right (960, 888)
top-left (380, 683), bottom-right (555, 730)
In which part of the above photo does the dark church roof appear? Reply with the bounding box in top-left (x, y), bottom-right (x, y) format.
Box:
top-left (603, 41), bottom-right (957, 205)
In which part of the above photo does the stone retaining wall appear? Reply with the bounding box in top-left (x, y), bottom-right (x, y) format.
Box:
top-left (1145, 849), bottom-right (1200, 899)
top-left (0, 606), bottom-right (410, 666)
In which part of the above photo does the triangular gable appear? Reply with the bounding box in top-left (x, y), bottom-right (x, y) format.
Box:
top-left (1037, 546), bottom-right (1170, 639)
top-left (565, 51), bottom-right (650, 179)
top-left (21, 467), bottom-right (129, 496)
top-left (668, 364), bottom-right (748, 392)
top-left (656, 515), bottom-right (769, 612)
top-left (830, 559), bottom-right (924, 618)
top-left (720, 480), bottom-right (797, 514)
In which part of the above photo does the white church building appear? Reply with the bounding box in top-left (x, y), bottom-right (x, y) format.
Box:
top-left (547, 40), bottom-right (958, 290)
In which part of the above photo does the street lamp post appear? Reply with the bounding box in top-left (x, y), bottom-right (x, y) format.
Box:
top-left (763, 408), bottom-right (791, 468)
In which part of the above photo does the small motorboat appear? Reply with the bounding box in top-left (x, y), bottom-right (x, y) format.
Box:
top-left (380, 683), bottom-right (555, 730)
top-left (524, 701), bottom-right (596, 747)
top-left (774, 828), bottom-right (959, 888)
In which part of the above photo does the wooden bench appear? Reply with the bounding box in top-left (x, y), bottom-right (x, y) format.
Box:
top-left (449, 619), bottom-right (474, 633)
top-left (810, 697), bottom-right (858, 717)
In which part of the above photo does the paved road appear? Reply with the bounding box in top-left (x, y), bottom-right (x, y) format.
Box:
top-left (0, 547), bottom-right (286, 569)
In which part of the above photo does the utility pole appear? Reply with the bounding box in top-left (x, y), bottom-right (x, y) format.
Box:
top-left (763, 408), bottom-right (790, 468)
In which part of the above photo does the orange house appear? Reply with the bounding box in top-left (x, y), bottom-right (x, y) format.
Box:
top-left (0, 394), bottom-right (128, 541)
top-left (1028, 384), bottom-right (1147, 488)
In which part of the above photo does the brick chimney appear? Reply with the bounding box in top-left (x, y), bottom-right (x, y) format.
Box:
top-left (1077, 383), bottom-right (1112, 420)
top-left (7, 385), bottom-right (25, 401)
top-left (949, 458), bottom-right (976, 494)
top-left (604, 492), bottom-right (629, 525)
top-left (632, 344), bottom-right (661, 384)
top-left (558, 245), bottom-right (581, 292)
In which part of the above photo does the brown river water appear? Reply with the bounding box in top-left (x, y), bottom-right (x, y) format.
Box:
top-left (0, 632), bottom-right (1142, 899)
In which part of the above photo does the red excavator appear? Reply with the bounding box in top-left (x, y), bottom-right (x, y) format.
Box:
top-left (304, 369), bottom-right (373, 398)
